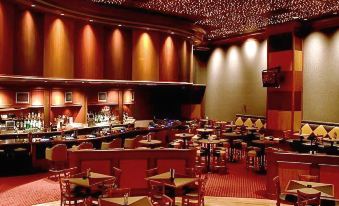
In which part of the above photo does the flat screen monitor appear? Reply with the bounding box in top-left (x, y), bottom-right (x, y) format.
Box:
top-left (262, 67), bottom-right (281, 88)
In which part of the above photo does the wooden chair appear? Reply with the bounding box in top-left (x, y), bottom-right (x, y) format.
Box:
top-left (58, 167), bottom-right (79, 179)
top-left (297, 190), bottom-right (321, 206)
top-left (146, 167), bottom-right (159, 177)
top-left (148, 180), bottom-right (166, 205)
top-left (105, 187), bottom-right (131, 198)
top-left (59, 178), bottom-right (85, 206)
top-left (99, 177), bottom-right (117, 197)
top-left (273, 176), bottom-right (297, 206)
top-left (112, 167), bottom-right (122, 188)
top-left (298, 175), bottom-right (319, 182)
top-left (182, 176), bottom-right (208, 206)
top-left (185, 167), bottom-right (202, 178)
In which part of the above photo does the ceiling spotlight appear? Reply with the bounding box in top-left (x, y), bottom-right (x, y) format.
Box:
top-left (82, 81), bottom-right (85, 84)
top-left (170, 31), bottom-right (175, 34)
top-left (208, 38), bottom-right (211, 41)
top-left (292, 16), bottom-right (299, 19)
top-left (31, 4), bottom-right (36, 7)
top-left (146, 28), bottom-right (150, 30)
top-left (303, 18), bottom-right (307, 21)
top-left (89, 19), bottom-right (94, 22)
top-left (118, 24), bottom-right (122, 27)
top-left (60, 13), bottom-right (65, 16)
top-left (44, 81), bottom-right (47, 83)
top-left (187, 37), bottom-right (191, 39)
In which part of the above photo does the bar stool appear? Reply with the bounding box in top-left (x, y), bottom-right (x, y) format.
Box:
top-left (246, 146), bottom-right (261, 170)
top-left (46, 144), bottom-right (68, 172)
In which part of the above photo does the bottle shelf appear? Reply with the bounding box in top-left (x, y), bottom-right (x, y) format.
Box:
top-left (50, 104), bottom-right (82, 108)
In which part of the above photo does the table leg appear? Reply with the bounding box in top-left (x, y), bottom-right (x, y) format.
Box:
top-left (207, 144), bottom-right (211, 172)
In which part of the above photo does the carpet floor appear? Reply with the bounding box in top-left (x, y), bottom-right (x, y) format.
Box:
top-left (0, 161), bottom-right (267, 206)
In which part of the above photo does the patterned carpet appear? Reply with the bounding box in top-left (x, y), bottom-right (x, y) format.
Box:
top-left (0, 161), bottom-right (266, 206)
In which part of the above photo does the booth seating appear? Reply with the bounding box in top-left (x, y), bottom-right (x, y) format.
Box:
top-left (297, 121), bottom-right (339, 139)
top-left (234, 114), bottom-right (266, 131)
top-left (101, 138), bottom-right (122, 150)
top-left (68, 149), bottom-right (195, 194)
top-left (72, 142), bottom-right (94, 150)
top-left (45, 144), bottom-right (68, 170)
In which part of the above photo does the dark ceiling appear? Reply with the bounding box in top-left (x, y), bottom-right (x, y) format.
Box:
top-left (91, 0), bottom-right (339, 39)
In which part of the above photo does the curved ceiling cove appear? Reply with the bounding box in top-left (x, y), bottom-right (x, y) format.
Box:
top-left (93, 0), bottom-right (339, 39)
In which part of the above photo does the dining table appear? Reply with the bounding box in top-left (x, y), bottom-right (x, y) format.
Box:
top-left (138, 139), bottom-right (162, 148)
top-left (286, 180), bottom-right (334, 196)
top-left (196, 128), bottom-right (214, 138)
top-left (198, 139), bottom-right (221, 172)
top-left (222, 132), bottom-right (243, 162)
top-left (145, 171), bottom-right (198, 204)
top-left (175, 133), bottom-right (194, 149)
top-left (100, 196), bottom-right (152, 206)
top-left (251, 138), bottom-right (280, 173)
top-left (67, 172), bottom-right (114, 200)
top-left (322, 138), bottom-right (339, 147)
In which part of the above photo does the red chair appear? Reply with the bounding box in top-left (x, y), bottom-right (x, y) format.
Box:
top-left (273, 176), bottom-right (297, 206)
top-left (297, 190), bottom-right (321, 206)
top-left (59, 178), bottom-right (85, 206)
top-left (58, 167), bottom-right (79, 179)
top-left (45, 144), bottom-right (68, 171)
top-left (146, 167), bottom-right (159, 177)
top-left (112, 167), bottom-right (122, 188)
top-left (182, 176), bottom-right (208, 206)
top-left (185, 167), bottom-right (202, 178)
top-left (148, 180), bottom-right (166, 205)
top-left (105, 187), bottom-right (131, 198)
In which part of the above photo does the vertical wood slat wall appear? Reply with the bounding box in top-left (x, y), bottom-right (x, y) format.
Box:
top-left (0, 1), bottom-right (192, 83)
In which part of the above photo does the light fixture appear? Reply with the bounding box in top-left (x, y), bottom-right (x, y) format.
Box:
top-left (60, 13), bottom-right (65, 16)
top-left (118, 24), bottom-right (122, 27)
top-left (82, 81), bottom-right (85, 84)
top-left (187, 37), bottom-right (191, 39)
top-left (292, 16), bottom-right (299, 19)
top-left (31, 4), bottom-right (36, 7)
top-left (146, 27), bottom-right (150, 30)
top-left (89, 19), bottom-right (94, 22)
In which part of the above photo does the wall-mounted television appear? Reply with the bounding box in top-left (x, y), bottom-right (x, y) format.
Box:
top-left (262, 67), bottom-right (281, 88)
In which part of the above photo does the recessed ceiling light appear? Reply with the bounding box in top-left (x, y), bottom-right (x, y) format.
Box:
top-left (170, 31), bottom-right (175, 34)
top-left (187, 37), bottom-right (191, 39)
top-left (44, 81), bottom-right (47, 83)
top-left (303, 18), bottom-right (307, 21)
top-left (82, 81), bottom-right (85, 83)
top-left (118, 24), bottom-right (122, 27)
top-left (146, 28), bottom-right (150, 30)
top-left (89, 19), bottom-right (94, 22)
top-left (31, 4), bottom-right (36, 7)
top-left (60, 13), bottom-right (65, 16)
top-left (292, 16), bottom-right (299, 19)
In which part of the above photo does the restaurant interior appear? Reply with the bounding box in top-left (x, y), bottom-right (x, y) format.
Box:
top-left (0, 0), bottom-right (339, 206)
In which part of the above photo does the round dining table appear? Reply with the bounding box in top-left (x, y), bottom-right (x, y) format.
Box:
top-left (252, 139), bottom-right (281, 173)
top-left (175, 133), bottom-right (194, 149)
top-left (138, 140), bottom-right (162, 148)
top-left (222, 132), bottom-right (244, 162)
top-left (322, 138), bottom-right (339, 147)
top-left (196, 128), bottom-right (214, 138)
top-left (198, 139), bottom-right (221, 172)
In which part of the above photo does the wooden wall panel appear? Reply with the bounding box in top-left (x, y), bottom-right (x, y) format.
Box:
top-left (178, 40), bottom-right (192, 82)
top-left (159, 35), bottom-right (178, 81)
top-left (132, 30), bottom-right (159, 81)
top-left (14, 10), bottom-right (43, 76)
top-left (104, 28), bottom-right (132, 80)
top-left (0, 2), bottom-right (14, 75)
top-left (0, 89), bottom-right (13, 108)
top-left (75, 23), bottom-right (104, 79)
top-left (31, 89), bottom-right (44, 107)
top-left (43, 15), bottom-right (74, 78)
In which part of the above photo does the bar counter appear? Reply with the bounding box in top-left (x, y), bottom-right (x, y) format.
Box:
top-left (0, 123), bottom-right (174, 172)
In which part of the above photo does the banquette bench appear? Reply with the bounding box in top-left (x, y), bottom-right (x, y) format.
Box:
top-left (297, 120), bottom-right (339, 138)
top-left (234, 114), bottom-right (266, 131)
top-left (68, 148), bottom-right (196, 194)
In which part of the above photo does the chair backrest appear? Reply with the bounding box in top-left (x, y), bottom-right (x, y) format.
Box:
top-left (146, 168), bottom-right (158, 177)
top-left (297, 190), bottom-right (321, 206)
top-left (273, 176), bottom-right (281, 196)
top-left (58, 167), bottom-right (78, 179)
top-left (105, 187), bottom-right (131, 198)
top-left (199, 176), bottom-right (208, 196)
top-left (101, 138), bottom-right (122, 150)
top-left (149, 180), bottom-right (165, 196)
top-left (112, 167), bottom-right (122, 187)
top-left (159, 195), bottom-right (173, 206)
top-left (59, 179), bottom-right (72, 198)
top-left (77, 142), bottom-right (94, 150)
top-left (298, 174), bottom-right (319, 182)
top-left (185, 167), bottom-right (203, 178)
top-left (50, 144), bottom-right (68, 161)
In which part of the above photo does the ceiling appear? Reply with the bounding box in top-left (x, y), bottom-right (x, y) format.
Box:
top-left (91, 0), bottom-right (339, 39)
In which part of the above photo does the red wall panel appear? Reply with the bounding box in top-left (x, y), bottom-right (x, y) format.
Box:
top-left (0, 2), bottom-right (14, 75)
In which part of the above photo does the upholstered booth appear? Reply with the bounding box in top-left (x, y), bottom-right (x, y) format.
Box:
top-left (234, 114), bottom-right (266, 131)
top-left (45, 144), bottom-right (68, 170)
top-left (101, 138), bottom-right (122, 150)
top-left (298, 121), bottom-right (339, 138)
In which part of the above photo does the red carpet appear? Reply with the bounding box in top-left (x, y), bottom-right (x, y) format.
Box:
top-left (0, 162), bottom-right (266, 206)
